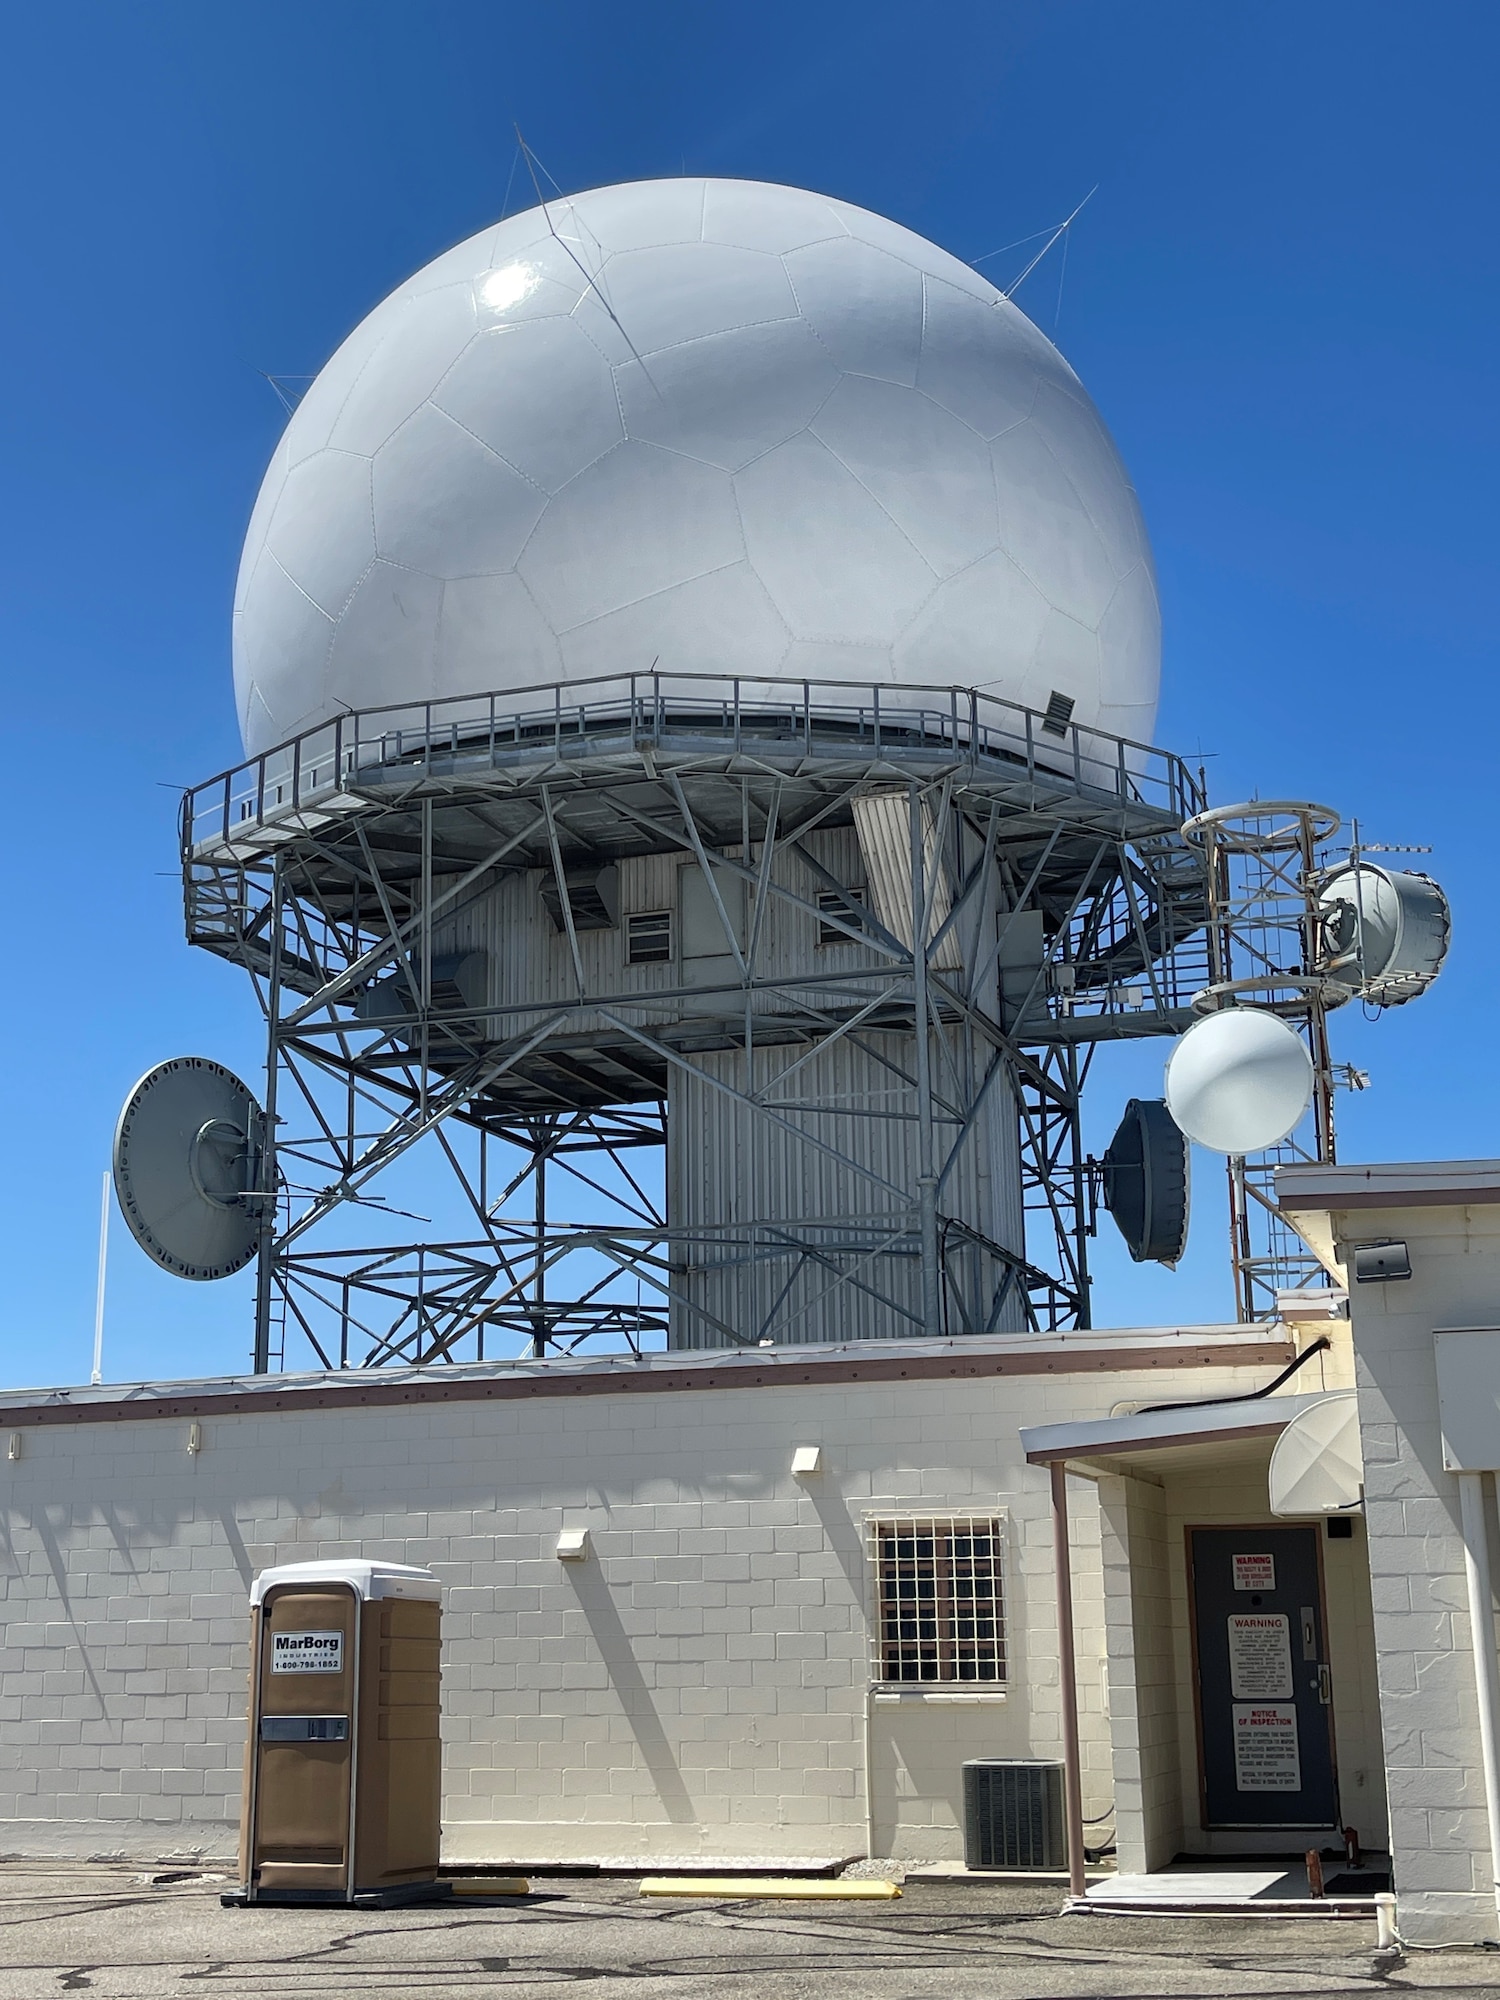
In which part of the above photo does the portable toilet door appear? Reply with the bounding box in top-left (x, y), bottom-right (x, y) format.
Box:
top-left (238, 1559), bottom-right (442, 1904)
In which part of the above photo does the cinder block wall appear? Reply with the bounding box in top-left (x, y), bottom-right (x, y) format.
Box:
top-left (1099, 1473), bottom-right (1180, 1872)
top-left (1336, 1201), bottom-right (1500, 1947)
top-left (1100, 1459), bottom-right (1386, 1874)
top-left (0, 1348), bottom-right (1276, 1864)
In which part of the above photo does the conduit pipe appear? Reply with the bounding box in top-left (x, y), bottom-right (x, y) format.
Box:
top-left (1050, 1461), bottom-right (1087, 1898)
top-left (1457, 1471), bottom-right (1500, 1937)
top-left (863, 1681), bottom-right (877, 1861)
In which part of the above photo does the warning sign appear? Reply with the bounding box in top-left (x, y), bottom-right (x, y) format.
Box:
top-left (1232, 1703), bottom-right (1301, 1791)
top-left (1232, 1553), bottom-right (1276, 1592)
top-left (271, 1630), bottom-right (343, 1675)
top-left (1228, 1614), bottom-right (1294, 1699)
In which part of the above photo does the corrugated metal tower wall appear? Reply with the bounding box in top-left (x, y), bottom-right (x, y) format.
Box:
top-left (431, 818), bottom-right (1028, 1349)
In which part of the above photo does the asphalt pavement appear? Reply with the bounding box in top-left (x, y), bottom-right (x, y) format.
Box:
top-left (1, 1864), bottom-right (1498, 1999)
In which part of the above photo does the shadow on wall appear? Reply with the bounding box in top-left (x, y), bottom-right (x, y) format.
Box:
top-left (800, 1473), bottom-right (869, 1610)
top-left (2, 1495), bottom-right (265, 1738)
top-left (19, 1506), bottom-right (113, 1725)
top-left (564, 1557), bottom-right (697, 1826)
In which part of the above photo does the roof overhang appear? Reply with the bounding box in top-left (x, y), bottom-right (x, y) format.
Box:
top-left (1276, 1160), bottom-right (1500, 1285)
top-left (1021, 1391), bottom-right (1332, 1479)
top-left (1277, 1159), bottom-right (1500, 1213)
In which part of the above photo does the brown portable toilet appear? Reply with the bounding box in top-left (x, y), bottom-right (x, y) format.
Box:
top-left (234, 1559), bottom-right (442, 1905)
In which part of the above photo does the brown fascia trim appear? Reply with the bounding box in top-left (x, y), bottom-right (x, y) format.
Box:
top-left (1300, 1186), bottom-right (1500, 1213)
top-left (1025, 1417), bottom-right (1290, 1466)
top-left (1277, 1163), bottom-right (1500, 1212)
top-left (0, 1339), bottom-right (1292, 1431)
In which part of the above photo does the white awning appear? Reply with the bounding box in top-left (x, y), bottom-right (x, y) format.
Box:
top-left (1021, 1391), bottom-right (1333, 1470)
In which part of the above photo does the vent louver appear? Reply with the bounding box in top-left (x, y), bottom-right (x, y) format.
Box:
top-left (1041, 690), bottom-right (1076, 738)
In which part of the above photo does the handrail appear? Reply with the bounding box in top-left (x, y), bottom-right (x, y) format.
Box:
top-left (183, 670), bottom-right (1204, 854)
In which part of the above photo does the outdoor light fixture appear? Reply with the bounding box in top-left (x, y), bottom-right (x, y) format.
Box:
top-left (1352, 1241), bottom-right (1412, 1284)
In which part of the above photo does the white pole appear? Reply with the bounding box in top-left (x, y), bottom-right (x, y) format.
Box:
top-left (1051, 1459), bottom-right (1087, 1899)
top-left (862, 1680), bottom-right (876, 1860)
top-left (92, 1170), bottom-right (109, 1386)
top-left (1457, 1471), bottom-right (1500, 1937)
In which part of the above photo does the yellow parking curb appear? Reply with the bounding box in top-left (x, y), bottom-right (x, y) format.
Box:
top-left (639, 1875), bottom-right (900, 1900)
top-left (449, 1876), bottom-right (530, 1897)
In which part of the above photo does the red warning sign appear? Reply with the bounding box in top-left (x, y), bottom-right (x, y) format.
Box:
top-left (1232, 1552), bottom-right (1276, 1592)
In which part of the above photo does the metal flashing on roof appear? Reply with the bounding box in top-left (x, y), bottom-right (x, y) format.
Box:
top-left (0, 1326), bottom-right (1291, 1430)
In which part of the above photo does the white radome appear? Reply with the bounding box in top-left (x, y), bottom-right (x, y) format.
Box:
top-left (1164, 1010), bottom-right (1315, 1157)
top-left (234, 178), bottom-right (1160, 758)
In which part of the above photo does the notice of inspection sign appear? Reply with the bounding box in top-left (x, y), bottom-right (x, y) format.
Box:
top-left (1232, 1703), bottom-right (1301, 1791)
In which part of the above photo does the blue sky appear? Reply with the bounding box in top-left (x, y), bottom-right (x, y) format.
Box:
top-left (0, 2), bottom-right (1494, 1388)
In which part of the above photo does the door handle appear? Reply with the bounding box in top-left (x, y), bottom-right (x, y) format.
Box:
top-left (1317, 1665), bottom-right (1331, 1705)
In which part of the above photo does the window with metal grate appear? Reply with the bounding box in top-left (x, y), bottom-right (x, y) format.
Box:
top-left (626, 911), bottom-right (672, 964)
top-left (868, 1516), bottom-right (1006, 1684)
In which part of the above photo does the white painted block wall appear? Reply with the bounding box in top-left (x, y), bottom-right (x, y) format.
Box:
top-left (0, 1343), bottom-right (1278, 1864)
top-left (1332, 1200), bottom-right (1500, 1947)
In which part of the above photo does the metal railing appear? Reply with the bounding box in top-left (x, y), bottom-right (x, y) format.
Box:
top-left (183, 671), bottom-right (1205, 854)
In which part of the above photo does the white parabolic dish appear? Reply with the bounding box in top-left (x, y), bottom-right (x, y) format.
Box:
top-left (233, 178), bottom-right (1160, 758)
top-left (1163, 1009), bottom-right (1315, 1156)
top-left (1269, 1391), bottom-right (1362, 1516)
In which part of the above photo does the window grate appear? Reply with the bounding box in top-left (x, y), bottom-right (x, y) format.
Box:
top-left (817, 888), bottom-right (865, 946)
top-left (869, 1516), bottom-right (1006, 1684)
top-left (626, 911), bottom-right (672, 964)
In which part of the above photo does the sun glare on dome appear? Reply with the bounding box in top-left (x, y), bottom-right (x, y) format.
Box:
top-left (479, 262), bottom-right (541, 313)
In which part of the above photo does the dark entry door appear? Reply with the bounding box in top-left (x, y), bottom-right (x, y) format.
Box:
top-left (1188, 1525), bottom-right (1337, 1829)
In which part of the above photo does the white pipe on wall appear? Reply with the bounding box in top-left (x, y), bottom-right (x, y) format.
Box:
top-left (1457, 1470), bottom-right (1500, 1937)
top-left (863, 1682), bottom-right (876, 1861)
top-left (1050, 1460), bottom-right (1087, 1899)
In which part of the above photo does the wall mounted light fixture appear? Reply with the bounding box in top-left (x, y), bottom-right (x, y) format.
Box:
top-left (1353, 1241), bottom-right (1411, 1283)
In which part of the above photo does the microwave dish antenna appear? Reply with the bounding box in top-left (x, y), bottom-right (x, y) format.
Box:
top-left (113, 1058), bottom-right (263, 1280)
top-left (1269, 1390), bottom-right (1362, 1516)
top-left (1316, 863), bottom-right (1451, 1007)
top-left (1164, 1008), bottom-right (1314, 1156)
top-left (1101, 1098), bottom-right (1190, 1266)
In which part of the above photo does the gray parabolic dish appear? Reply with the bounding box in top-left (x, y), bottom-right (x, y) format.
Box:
top-left (113, 1058), bottom-right (262, 1280)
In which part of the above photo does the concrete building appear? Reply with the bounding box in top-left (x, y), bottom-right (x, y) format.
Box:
top-left (1275, 1163), bottom-right (1500, 1946)
top-left (10, 1166), bottom-right (1500, 1946)
top-left (0, 1326), bottom-right (1297, 1868)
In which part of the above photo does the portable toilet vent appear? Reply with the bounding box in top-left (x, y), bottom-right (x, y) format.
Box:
top-left (233, 1560), bottom-right (441, 1905)
top-left (962, 1759), bottom-right (1066, 1870)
